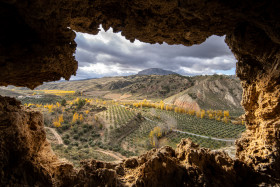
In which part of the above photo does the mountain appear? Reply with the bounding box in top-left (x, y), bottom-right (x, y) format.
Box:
top-left (137, 68), bottom-right (177, 75)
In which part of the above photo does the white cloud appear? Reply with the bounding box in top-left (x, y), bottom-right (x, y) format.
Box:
top-left (71, 26), bottom-right (236, 79)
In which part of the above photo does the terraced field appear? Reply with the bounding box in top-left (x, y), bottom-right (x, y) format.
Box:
top-left (155, 109), bottom-right (245, 139)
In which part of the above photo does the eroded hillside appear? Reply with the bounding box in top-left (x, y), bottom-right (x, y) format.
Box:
top-left (7, 74), bottom-right (243, 112)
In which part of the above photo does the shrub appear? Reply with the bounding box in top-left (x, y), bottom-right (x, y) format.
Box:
top-left (64, 134), bottom-right (70, 139)
top-left (78, 131), bottom-right (83, 136)
top-left (73, 127), bottom-right (78, 133)
top-left (82, 124), bottom-right (88, 129)
top-left (80, 137), bottom-right (87, 142)
top-left (61, 99), bottom-right (67, 106)
top-left (72, 142), bottom-right (79, 146)
top-left (77, 99), bottom-right (86, 110)
top-left (83, 128), bottom-right (87, 133)
top-left (64, 139), bottom-right (70, 145)
top-left (73, 134), bottom-right (79, 140)
top-left (62, 124), bottom-right (70, 131)
top-left (56, 128), bottom-right (63, 134)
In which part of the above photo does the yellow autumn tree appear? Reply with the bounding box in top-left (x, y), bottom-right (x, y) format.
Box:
top-left (149, 126), bottom-right (162, 147)
top-left (201, 110), bottom-right (205, 119)
top-left (196, 110), bottom-right (201, 118)
top-left (72, 112), bottom-right (79, 123)
top-left (160, 100), bottom-right (164, 110)
top-left (224, 110), bottom-right (230, 118)
top-left (56, 102), bottom-right (60, 108)
top-left (222, 116), bottom-right (229, 123)
top-left (79, 114), bottom-right (84, 121)
top-left (58, 114), bottom-right (64, 123)
top-left (47, 104), bottom-right (54, 113)
top-left (53, 118), bottom-right (61, 127)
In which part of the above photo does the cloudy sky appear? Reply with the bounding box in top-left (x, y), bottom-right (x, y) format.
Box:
top-left (72, 26), bottom-right (236, 80)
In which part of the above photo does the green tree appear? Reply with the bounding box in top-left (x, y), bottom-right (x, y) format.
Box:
top-left (61, 99), bottom-right (67, 106)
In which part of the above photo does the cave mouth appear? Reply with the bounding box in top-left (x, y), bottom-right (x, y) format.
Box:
top-left (1, 0), bottom-right (280, 185)
top-left (7, 28), bottom-right (245, 167)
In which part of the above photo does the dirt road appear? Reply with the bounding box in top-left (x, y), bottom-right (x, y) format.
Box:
top-left (45, 127), bottom-right (64, 145)
top-left (172, 129), bottom-right (235, 142)
top-left (95, 148), bottom-right (127, 161)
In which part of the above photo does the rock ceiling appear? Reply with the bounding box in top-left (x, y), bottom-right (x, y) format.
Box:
top-left (1, 0), bottom-right (280, 186)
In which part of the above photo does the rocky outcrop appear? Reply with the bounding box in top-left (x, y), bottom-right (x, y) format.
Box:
top-left (1, 0), bottom-right (280, 185)
top-left (227, 24), bottom-right (280, 179)
top-left (0, 96), bottom-right (59, 185)
top-left (1, 0), bottom-right (280, 89)
top-left (0, 96), bottom-right (276, 186)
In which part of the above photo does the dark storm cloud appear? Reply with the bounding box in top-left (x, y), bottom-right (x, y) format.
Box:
top-left (72, 27), bottom-right (236, 79)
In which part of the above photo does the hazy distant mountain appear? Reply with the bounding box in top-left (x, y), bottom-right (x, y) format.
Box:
top-left (137, 68), bottom-right (177, 75)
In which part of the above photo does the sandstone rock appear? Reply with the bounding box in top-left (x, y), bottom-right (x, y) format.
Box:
top-left (124, 157), bottom-right (139, 168)
top-left (1, 0), bottom-right (280, 185)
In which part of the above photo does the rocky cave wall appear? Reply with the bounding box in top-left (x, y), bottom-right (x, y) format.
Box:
top-left (1, 0), bottom-right (280, 186)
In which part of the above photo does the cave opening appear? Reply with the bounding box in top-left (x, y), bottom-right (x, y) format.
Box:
top-left (2, 26), bottom-right (246, 168)
top-left (1, 1), bottom-right (280, 186)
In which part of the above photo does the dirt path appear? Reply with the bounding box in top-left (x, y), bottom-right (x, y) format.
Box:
top-left (145, 117), bottom-right (235, 142)
top-left (95, 148), bottom-right (127, 161)
top-left (45, 127), bottom-right (64, 145)
top-left (172, 129), bottom-right (235, 142)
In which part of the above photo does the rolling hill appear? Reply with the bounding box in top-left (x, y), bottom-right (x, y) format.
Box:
top-left (164, 75), bottom-right (243, 113)
top-left (6, 74), bottom-right (243, 112)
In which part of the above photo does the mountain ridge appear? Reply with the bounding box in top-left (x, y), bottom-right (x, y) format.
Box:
top-left (137, 68), bottom-right (177, 75)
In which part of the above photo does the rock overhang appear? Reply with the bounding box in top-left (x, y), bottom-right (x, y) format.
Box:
top-left (1, 0), bottom-right (280, 185)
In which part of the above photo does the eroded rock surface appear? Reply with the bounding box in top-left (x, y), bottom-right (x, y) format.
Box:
top-left (226, 24), bottom-right (280, 179)
top-left (0, 96), bottom-right (278, 186)
top-left (1, 0), bottom-right (280, 186)
top-left (1, 0), bottom-right (280, 88)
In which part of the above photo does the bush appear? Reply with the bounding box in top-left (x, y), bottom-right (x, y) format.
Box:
top-left (56, 128), bottom-right (63, 134)
top-left (80, 137), bottom-right (87, 142)
top-left (77, 99), bottom-right (86, 110)
top-left (73, 127), bottom-right (78, 133)
top-left (73, 134), bottom-right (79, 140)
top-left (72, 142), bottom-right (79, 146)
top-left (113, 147), bottom-right (120, 152)
top-left (78, 131), bottom-right (83, 136)
top-left (61, 99), bottom-right (67, 106)
top-left (90, 142), bottom-right (96, 147)
top-left (64, 139), bottom-right (70, 145)
top-left (82, 124), bottom-right (88, 129)
top-left (62, 124), bottom-right (70, 131)
top-left (83, 128), bottom-right (88, 133)
top-left (63, 134), bottom-right (70, 139)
